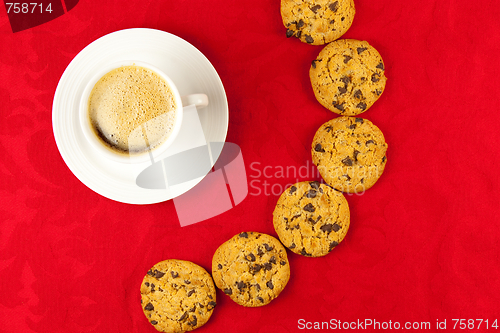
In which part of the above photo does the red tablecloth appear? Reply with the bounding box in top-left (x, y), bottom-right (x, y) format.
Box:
top-left (1, 0), bottom-right (500, 332)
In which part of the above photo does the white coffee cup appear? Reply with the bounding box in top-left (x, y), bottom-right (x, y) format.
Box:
top-left (79, 60), bottom-right (208, 164)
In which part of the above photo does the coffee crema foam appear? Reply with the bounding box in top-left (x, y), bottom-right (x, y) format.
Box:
top-left (88, 65), bottom-right (177, 155)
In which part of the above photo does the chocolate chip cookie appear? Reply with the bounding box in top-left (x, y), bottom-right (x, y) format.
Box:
top-left (310, 39), bottom-right (387, 115)
top-left (273, 181), bottom-right (350, 257)
top-left (281, 0), bottom-right (355, 45)
top-left (212, 232), bottom-right (290, 307)
top-left (140, 259), bottom-right (217, 333)
top-left (311, 116), bottom-right (388, 193)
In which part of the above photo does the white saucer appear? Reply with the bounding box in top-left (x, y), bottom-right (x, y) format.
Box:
top-left (52, 28), bottom-right (229, 204)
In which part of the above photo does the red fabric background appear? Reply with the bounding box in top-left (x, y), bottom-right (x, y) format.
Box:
top-left (1, 0), bottom-right (500, 332)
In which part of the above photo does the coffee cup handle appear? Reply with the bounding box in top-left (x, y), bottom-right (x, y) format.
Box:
top-left (181, 94), bottom-right (208, 109)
